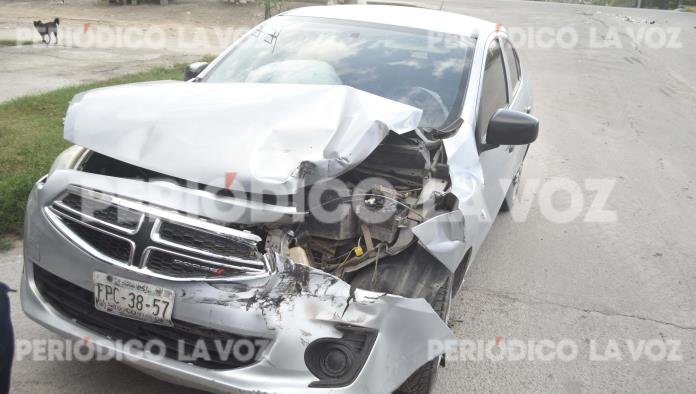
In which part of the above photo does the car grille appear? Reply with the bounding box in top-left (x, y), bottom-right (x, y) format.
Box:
top-left (61, 218), bottom-right (132, 263)
top-left (60, 192), bottom-right (142, 231)
top-left (33, 265), bottom-right (269, 370)
top-left (45, 186), bottom-right (267, 280)
top-left (157, 220), bottom-right (256, 260)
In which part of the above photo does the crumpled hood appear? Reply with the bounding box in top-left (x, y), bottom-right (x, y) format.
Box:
top-left (64, 81), bottom-right (422, 194)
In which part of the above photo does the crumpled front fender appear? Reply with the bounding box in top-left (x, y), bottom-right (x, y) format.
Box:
top-left (188, 254), bottom-right (455, 393)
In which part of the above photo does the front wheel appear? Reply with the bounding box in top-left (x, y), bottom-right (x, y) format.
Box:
top-left (393, 278), bottom-right (452, 394)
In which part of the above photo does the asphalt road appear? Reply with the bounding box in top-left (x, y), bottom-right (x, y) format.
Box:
top-left (2, 0), bottom-right (696, 393)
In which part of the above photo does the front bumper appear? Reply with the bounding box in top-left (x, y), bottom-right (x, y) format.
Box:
top-left (21, 173), bottom-right (455, 394)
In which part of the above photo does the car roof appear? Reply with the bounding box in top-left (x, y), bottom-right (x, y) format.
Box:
top-left (282, 5), bottom-right (495, 38)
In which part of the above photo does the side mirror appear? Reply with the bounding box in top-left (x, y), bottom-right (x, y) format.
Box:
top-left (485, 109), bottom-right (539, 145)
top-left (184, 62), bottom-right (209, 81)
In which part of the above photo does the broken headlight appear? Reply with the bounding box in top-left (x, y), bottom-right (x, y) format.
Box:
top-left (47, 145), bottom-right (87, 179)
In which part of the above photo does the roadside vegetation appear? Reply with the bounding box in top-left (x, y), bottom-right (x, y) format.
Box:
top-left (0, 39), bottom-right (34, 46)
top-left (0, 63), bottom-right (191, 250)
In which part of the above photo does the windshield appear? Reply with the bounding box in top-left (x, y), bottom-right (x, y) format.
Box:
top-left (204, 16), bottom-right (476, 128)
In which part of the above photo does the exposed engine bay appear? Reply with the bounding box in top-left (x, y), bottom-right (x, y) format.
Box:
top-left (76, 131), bottom-right (457, 301)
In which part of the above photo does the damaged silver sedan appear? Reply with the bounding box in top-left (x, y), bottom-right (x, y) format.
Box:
top-left (21, 5), bottom-right (538, 394)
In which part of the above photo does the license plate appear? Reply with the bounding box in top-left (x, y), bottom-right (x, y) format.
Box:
top-left (93, 272), bottom-right (175, 326)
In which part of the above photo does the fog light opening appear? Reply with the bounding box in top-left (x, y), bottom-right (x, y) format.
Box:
top-left (321, 345), bottom-right (351, 378)
top-left (304, 324), bottom-right (377, 388)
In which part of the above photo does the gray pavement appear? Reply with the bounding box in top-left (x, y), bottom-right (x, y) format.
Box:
top-left (1, 0), bottom-right (696, 393)
top-left (0, 44), bottom-right (199, 102)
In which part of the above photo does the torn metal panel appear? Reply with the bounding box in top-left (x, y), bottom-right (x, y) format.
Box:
top-left (64, 82), bottom-right (422, 195)
top-left (408, 123), bottom-right (483, 272)
top-left (441, 123), bottom-right (485, 204)
top-left (412, 210), bottom-right (468, 272)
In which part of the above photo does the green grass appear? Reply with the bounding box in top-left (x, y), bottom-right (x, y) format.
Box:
top-left (0, 39), bottom-right (34, 46)
top-left (0, 237), bottom-right (14, 251)
top-left (0, 62), bottom-right (193, 246)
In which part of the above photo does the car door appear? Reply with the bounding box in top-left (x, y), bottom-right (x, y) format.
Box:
top-left (475, 36), bottom-right (516, 225)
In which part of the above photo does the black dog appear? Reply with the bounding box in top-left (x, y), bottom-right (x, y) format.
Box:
top-left (33, 18), bottom-right (60, 45)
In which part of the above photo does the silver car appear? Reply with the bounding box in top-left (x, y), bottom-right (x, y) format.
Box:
top-left (21, 5), bottom-right (538, 394)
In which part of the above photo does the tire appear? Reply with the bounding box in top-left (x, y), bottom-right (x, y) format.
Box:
top-left (393, 278), bottom-right (452, 394)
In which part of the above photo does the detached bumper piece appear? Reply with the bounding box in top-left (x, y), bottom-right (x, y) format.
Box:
top-left (33, 265), bottom-right (269, 369)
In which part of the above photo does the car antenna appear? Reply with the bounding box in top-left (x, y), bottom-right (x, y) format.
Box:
top-left (439, 0), bottom-right (445, 10)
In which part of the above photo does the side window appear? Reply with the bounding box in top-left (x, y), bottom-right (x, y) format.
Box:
top-left (476, 38), bottom-right (508, 145)
top-left (502, 38), bottom-right (521, 96)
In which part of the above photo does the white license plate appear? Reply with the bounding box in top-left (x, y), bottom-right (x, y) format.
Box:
top-left (94, 272), bottom-right (175, 326)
